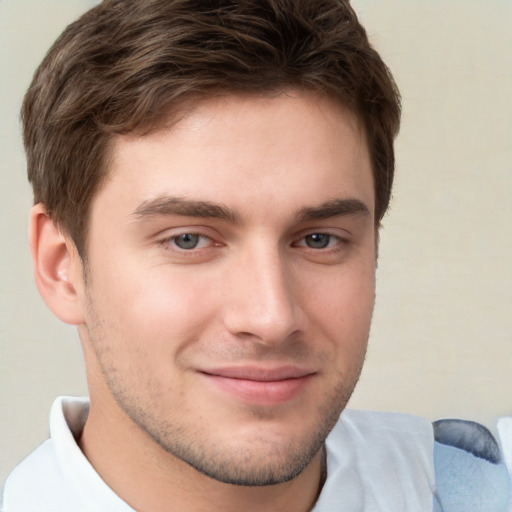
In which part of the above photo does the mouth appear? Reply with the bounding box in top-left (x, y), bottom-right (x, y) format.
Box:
top-left (198, 366), bottom-right (316, 406)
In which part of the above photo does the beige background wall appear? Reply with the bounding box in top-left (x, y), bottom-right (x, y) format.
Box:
top-left (1, 0), bottom-right (511, 485)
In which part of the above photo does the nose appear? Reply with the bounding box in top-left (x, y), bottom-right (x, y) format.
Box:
top-left (222, 245), bottom-right (306, 346)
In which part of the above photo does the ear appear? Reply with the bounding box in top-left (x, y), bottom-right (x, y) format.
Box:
top-left (29, 203), bottom-right (85, 325)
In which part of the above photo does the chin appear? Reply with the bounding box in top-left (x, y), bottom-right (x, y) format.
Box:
top-left (146, 395), bottom-right (345, 487)
top-left (171, 431), bottom-right (325, 486)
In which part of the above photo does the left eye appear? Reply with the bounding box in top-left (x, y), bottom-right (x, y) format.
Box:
top-left (171, 233), bottom-right (208, 250)
top-left (300, 233), bottom-right (339, 249)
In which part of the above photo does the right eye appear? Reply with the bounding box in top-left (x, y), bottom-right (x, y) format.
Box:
top-left (156, 228), bottom-right (225, 263)
top-left (171, 233), bottom-right (205, 250)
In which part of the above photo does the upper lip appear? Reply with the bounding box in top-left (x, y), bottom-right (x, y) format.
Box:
top-left (200, 366), bottom-right (316, 382)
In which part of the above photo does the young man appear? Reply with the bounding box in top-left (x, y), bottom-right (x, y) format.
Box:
top-left (2, 1), bottom-right (510, 511)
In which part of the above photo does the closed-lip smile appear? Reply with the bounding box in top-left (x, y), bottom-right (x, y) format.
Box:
top-left (199, 365), bottom-right (316, 406)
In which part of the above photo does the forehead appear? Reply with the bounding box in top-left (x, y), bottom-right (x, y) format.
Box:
top-left (97, 92), bottom-right (374, 223)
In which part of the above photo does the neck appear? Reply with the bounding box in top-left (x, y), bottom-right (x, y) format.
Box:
top-left (79, 396), bottom-right (325, 512)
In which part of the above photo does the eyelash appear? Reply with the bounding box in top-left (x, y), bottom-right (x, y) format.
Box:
top-left (158, 231), bottom-right (347, 254)
top-left (293, 233), bottom-right (346, 251)
top-left (159, 232), bottom-right (214, 252)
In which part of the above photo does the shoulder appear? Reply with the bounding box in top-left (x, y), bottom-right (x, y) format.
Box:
top-left (329, 409), bottom-right (435, 477)
top-left (318, 410), bottom-right (436, 511)
top-left (323, 410), bottom-right (511, 512)
top-left (433, 419), bottom-right (510, 512)
top-left (2, 396), bottom-right (134, 512)
top-left (2, 439), bottom-right (74, 512)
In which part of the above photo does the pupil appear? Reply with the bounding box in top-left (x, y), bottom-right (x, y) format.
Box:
top-left (306, 234), bottom-right (329, 249)
top-left (175, 234), bottom-right (199, 249)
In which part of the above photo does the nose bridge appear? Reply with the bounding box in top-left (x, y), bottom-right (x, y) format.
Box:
top-left (223, 240), bottom-right (304, 344)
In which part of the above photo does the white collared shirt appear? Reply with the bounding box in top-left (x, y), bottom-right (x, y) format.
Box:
top-left (3, 396), bottom-right (436, 511)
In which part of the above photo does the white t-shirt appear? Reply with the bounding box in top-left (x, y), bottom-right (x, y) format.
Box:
top-left (2, 397), bottom-right (436, 512)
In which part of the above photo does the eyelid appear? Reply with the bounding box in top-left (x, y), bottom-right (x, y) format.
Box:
top-left (292, 227), bottom-right (351, 245)
top-left (153, 224), bottom-right (217, 240)
top-left (293, 233), bottom-right (344, 249)
top-left (156, 226), bottom-right (222, 252)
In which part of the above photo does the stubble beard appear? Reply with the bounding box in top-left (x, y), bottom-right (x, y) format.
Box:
top-left (111, 369), bottom-right (359, 487)
top-left (175, 380), bottom-right (357, 486)
top-left (84, 291), bottom-right (366, 487)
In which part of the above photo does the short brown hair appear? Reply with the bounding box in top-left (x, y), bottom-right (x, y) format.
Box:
top-left (22, 0), bottom-right (400, 257)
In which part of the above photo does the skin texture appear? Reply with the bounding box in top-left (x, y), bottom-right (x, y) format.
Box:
top-left (32, 91), bottom-right (377, 512)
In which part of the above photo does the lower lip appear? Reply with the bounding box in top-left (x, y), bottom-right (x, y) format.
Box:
top-left (201, 373), bottom-right (313, 406)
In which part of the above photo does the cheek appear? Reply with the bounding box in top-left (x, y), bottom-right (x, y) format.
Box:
top-left (307, 264), bottom-right (375, 347)
top-left (86, 257), bottom-right (220, 350)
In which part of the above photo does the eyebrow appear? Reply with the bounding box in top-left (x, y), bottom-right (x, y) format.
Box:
top-left (131, 196), bottom-right (240, 223)
top-left (296, 198), bottom-right (370, 222)
top-left (131, 196), bottom-right (370, 224)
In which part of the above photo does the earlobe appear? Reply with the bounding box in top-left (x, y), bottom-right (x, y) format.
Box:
top-left (29, 204), bottom-right (85, 325)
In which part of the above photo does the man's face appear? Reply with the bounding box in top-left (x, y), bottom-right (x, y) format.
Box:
top-left (78, 92), bottom-right (376, 485)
